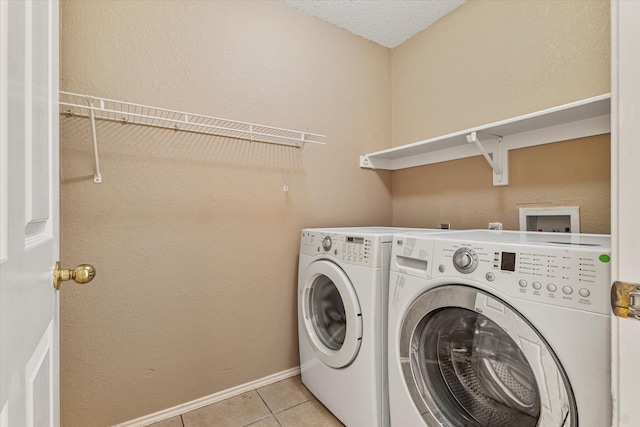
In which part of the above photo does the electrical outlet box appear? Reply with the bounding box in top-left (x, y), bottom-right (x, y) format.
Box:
top-left (519, 206), bottom-right (579, 233)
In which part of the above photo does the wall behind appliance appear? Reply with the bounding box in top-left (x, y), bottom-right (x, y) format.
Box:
top-left (390, 0), bottom-right (611, 232)
top-left (59, 1), bottom-right (392, 425)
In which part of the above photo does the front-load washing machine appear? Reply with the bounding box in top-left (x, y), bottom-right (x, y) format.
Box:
top-left (387, 230), bottom-right (611, 427)
top-left (298, 227), bottom-right (447, 427)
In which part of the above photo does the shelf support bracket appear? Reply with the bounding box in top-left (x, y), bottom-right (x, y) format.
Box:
top-left (283, 138), bottom-right (305, 192)
top-left (466, 131), bottom-right (508, 186)
top-left (87, 99), bottom-right (102, 184)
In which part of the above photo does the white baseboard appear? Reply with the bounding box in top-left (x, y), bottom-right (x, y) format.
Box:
top-left (113, 366), bottom-right (301, 427)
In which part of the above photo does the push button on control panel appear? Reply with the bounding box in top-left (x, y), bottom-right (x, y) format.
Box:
top-left (532, 281), bottom-right (542, 290)
top-left (562, 286), bottom-right (574, 295)
top-left (518, 279), bottom-right (528, 288)
top-left (579, 288), bottom-right (591, 297)
top-left (547, 284), bottom-right (557, 292)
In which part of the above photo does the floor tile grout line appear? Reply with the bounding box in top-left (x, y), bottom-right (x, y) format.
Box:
top-left (251, 387), bottom-right (283, 427)
top-left (272, 398), bottom-right (314, 415)
top-left (242, 414), bottom-right (278, 427)
top-left (249, 379), bottom-right (313, 426)
top-left (255, 377), bottom-right (315, 415)
top-left (255, 387), bottom-right (275, 416)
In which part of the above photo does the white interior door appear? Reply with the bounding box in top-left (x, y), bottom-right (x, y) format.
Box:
top-left (611, 1), bottom-right (640, 427)
top-left (0, 1), bottom-right (60, 426)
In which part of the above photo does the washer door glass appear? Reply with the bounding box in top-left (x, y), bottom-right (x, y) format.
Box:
top-left (301, 260), bottom-right (363, 368)
top-left (401, 285), bottom-right (576, 427)
top-left (419, 308), bottom-right (540, 426)
top-left (309, 275), bottom-right (346, 350)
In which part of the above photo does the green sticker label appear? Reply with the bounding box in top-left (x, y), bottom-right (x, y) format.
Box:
top-left (599, 254), bottom-right (611, 263)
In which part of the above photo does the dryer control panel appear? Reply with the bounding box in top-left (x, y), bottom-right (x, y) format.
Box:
top-left (300, 231), bottom-right (385, 268)
top-left (431, 237), bottom-right (612, 315)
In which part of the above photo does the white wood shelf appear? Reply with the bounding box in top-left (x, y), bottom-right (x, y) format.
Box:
top-left (360, 94), bottom-right (611, 186)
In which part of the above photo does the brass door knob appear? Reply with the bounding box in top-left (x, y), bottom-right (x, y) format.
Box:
top-left (53, 262), bottom-right (96, 290)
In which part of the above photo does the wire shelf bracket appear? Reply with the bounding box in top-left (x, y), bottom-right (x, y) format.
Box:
top-left (59, 91), bottom-right (326, 187)
top-left (86, 99), bottom-right (103, 183)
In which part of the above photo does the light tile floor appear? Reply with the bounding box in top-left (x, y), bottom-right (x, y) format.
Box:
top-left (147, 376), bottom-right (344, 427)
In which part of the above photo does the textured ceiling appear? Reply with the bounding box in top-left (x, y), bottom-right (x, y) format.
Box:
top-left (281, 0), bottom-right (467, 48)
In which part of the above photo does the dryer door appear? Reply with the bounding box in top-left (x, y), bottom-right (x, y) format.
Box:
top-left (300, 260), bottom-right (363, 369)
top-left (400, 285), bottom-right (576, 427)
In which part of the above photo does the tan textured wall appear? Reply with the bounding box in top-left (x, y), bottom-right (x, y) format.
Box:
top-left (390, 0), bottom-right (611, 232)
top-left (59, 1), bottom-right (392, 426)
top-left (393, 135), bottom-right (611, 232)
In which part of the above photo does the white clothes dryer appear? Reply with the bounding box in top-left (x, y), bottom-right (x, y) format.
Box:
top-left (298, 227), bottom-right (446, 427)
top-left (387, 230), bottom-right (611, 427)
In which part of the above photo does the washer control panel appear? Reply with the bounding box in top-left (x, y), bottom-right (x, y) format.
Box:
top-left (431, 238), bottom-right (611, 315)
top-left (300, 231), bottom-right (384, 268)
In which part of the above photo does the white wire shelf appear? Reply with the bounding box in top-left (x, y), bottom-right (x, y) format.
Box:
top-left (59, 91), bottom-right (326, 187)
top-left (59, 91), bottom-right (326, 147)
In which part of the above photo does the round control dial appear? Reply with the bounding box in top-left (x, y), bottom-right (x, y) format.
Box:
top-left (322, 236), bottom-right (332, 251)
top-left (453, 248), bottom-right (479, 273)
